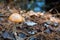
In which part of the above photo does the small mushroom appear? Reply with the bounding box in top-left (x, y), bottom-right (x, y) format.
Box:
top-left (9, 13), bottom-right (25, 23)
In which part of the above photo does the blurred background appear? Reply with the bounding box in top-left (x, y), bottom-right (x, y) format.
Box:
top-left (0, 0), bottom-right (60, 12)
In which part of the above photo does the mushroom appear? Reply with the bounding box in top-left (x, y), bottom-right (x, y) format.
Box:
top-left (9, 13), bottom-right (25, 23)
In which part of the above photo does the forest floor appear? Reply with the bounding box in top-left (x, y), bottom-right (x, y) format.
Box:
top-left (0, 3), bottom-right (60, 40)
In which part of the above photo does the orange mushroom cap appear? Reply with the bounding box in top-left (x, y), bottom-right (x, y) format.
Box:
top-left (9, 13), bottom-right (25, 23)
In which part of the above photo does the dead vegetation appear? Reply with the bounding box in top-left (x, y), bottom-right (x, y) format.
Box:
top-left (0, 1), bottom-right (60, 40)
